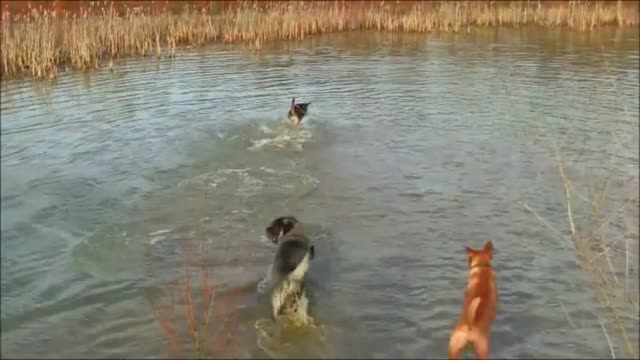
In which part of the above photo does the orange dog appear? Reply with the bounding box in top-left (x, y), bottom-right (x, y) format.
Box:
top-left (448, 241), bottom-right (497, 360)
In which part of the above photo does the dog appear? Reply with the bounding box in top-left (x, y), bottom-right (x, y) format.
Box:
top-left (261, 216), bottom-right (315, 319)
top-left (448, 241), bottom-right (497, 360)
top-left (287, 97), bottom-right (311, 127)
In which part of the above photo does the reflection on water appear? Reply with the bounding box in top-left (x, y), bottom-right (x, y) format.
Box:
top-left (1, 27), bottom-right (638, 358)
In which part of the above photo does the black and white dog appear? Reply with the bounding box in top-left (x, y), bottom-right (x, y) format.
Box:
top-left (260, 216), bottom-right (315, 319)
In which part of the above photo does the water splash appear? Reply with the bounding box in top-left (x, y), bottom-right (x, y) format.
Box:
top-left (147, 228), bottom-right (173, 245)
top-left (254, 290), bottom-right (326, 359)
top-left (178, 167), bottom-right (319, 199)
top-left (249, 124), bottom-right (314, 152)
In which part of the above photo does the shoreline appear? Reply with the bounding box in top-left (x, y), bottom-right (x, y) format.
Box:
top-left (2, 0), bottom-right (639, 80)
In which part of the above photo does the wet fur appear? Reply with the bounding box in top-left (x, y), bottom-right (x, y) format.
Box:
top-left (448, 241), bottom-right (497, 360)
top-left (263, 216), bottom-right (315, 319)
top-left (270, 250), bottom-right (311, 319)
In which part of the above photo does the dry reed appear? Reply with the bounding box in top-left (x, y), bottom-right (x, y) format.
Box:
top-left (552, 149), bottom-right (638, 359)
top-left (1, 0), bottom-right (638, 80)
top-left (521, 60), bottom-right (639, 358)
top-left (522, 141), bottom-right (639, 360)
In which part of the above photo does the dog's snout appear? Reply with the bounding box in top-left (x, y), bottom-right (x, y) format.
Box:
top-left (266, 226), bottom-right (278, 243)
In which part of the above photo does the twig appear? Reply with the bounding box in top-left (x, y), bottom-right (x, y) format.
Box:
top-left (202, 286), bottom-right (216, 327)
top-left (593, 175), bottom-right (612, 217)
top-left (624, 236), bottom-right (629, 294)
top-left (145, 289), bottom-right (184, 358)
top-left (519, 201), bottom-right (573, 248)
top-left (604, 246), bottom-right (621, 286)
top-left (181, 255), bottom-right (201, 358)
top-left (200, 257), bottom-right (216, 326)
top-left (594, 261), bottom-right (636, 358)
top-left (554, 144), bottom-right (576, 237)
top-left (594, 198), bottom-right (633, 235)
top-left (590, 237), bottom-right (622, 263)
top-left (599, 319), bottom-right (616, 359)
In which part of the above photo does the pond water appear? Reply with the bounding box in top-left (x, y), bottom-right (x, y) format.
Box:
top-left (1, 27), bottom-right (638, 359)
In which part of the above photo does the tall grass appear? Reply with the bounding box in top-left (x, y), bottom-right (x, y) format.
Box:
top-left (1, 0), bottom-right (638, 79)
top-left (551, 148), bottom-right (637, 359)
top-left (521, 62), bottom-right (639, 358)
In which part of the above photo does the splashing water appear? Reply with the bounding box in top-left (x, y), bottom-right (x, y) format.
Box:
top-left (249, 123), bottom-right (314, 152)
top-left (255, 290), bottom-right (326, 359)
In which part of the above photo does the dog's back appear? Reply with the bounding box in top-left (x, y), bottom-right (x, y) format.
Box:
top-left (274, 233), bottom-right (314, 281)
top-left (264, 219), bottom-right (315, 320)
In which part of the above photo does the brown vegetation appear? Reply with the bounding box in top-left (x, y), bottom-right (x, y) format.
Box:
top-left (521, 59), bottom-right (639, 358)
top-left (144, 241), bottom-right (251, 359)
top-left (1, 1), bottom-right (638, 80)
top-left (524, 150), bottom-right (639, 359)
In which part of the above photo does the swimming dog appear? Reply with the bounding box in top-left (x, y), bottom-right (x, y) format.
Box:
top-left (448, 241), bottom-right (497, 360)
top-left (287, 97), bottom-right (311, 127)
top-left (261, 216), bottom-right (315, 319)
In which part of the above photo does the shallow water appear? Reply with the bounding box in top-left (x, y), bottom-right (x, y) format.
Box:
top-left (1, 27), bottom-right (639, 359)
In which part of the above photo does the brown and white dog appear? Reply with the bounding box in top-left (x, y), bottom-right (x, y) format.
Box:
top-left (448, 241), bottom-right (497, 360)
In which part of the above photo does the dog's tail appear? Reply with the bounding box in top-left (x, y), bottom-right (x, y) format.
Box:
top-left (466, 297), bottom-right (482, 326)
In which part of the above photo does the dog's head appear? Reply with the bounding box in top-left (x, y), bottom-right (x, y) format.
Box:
top-left (265, 216), bottom-right (299, 244)
top-left (464, 241), bottom-right (494, 268)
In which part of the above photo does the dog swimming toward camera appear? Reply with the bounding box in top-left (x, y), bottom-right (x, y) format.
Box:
top-left (259, 216), bottom-right (315, 322)
top-left (287, 97), bottom-right (311, 127)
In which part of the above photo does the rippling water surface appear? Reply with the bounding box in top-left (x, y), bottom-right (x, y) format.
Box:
top-left (1, 28), bottom-right (639, 358)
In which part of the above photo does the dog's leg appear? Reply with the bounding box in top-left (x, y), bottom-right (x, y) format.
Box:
top-left (448, 327), bottom-right (469, 360)
top-left (271, 282), bottom-right (285, 319)
top-left (470, 331), bottom-right (490, 360)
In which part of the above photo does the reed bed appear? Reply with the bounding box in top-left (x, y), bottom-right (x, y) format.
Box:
top-left (1, 1), bottom-right (638, 79)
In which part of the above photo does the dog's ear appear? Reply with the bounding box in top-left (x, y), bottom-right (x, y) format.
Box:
top-left (281, 217), bottom-right (297, 237)
top-left (281, 219), bottom-right (295, 235)
top-left (483, 241), bottom-right (493, 252)
top-left (483, 241), bottom-right (494, 259)
top-left (464, 246), bottom-right (474, 266)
